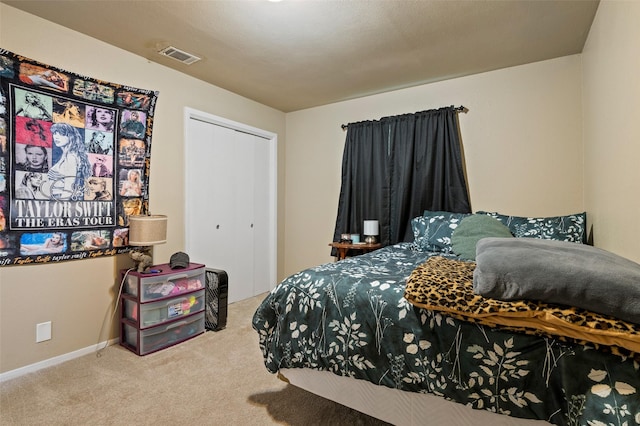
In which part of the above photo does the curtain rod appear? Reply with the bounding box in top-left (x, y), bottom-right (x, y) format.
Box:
top-left (341, 105), bottom-right (468, 130)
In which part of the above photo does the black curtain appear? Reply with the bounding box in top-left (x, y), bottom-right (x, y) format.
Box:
top-left (332, 106), bottom-right (470, 249)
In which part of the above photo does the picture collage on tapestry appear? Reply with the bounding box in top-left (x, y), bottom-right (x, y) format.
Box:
top-left (0, 49), bottom-right (159, 266)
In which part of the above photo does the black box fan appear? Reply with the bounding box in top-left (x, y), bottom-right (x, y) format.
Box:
top-left (204, 268), bottom-right (228, 331)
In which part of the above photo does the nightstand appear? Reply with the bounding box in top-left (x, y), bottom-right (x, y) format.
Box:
top-left (329, 242), bottom-right (382, 261)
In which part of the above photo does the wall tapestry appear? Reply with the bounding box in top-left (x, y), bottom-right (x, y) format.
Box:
top-left (0, 49), bottom-right (159, 267)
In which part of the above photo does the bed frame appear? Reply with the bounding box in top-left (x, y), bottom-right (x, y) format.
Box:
top-left (280, 368), bottom-right (550, 425)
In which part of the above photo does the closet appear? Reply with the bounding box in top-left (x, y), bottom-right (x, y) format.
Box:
top-left (185, 110), bottom-right (276, 303)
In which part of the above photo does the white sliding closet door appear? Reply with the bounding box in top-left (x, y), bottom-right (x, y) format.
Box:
top-left (185, 113), bottom-right (275, 304)
top-left (251, 132), bottom-right (271, 299)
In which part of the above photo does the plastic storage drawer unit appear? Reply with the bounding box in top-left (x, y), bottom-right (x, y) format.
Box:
top-left (122, 311), bottom-right (205, 356)
top-left (123, 289), bottom-right (205, 329)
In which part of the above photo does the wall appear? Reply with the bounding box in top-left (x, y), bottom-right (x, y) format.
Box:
top-left (0, 4), bottom-right (287, 375)
top-left (582, 1), bottom-right (640, 263)
top-left (285, 56), bottom-right (584, 276)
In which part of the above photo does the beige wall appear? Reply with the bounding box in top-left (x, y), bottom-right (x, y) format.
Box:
top-left (0, 4), bottom-right (287, 374)
top-left (285, 55), bottom-right (584, 275)
top-left (582, 1), bottom-right (640, 263)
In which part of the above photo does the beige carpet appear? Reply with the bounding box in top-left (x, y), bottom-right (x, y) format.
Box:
top-left (0, 293), bottom-right (390, 425)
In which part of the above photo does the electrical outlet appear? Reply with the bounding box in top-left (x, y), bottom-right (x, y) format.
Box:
top-left (36, 321), bottom-right (52, 343)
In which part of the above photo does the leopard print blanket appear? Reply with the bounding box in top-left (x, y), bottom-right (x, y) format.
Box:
top-left (405, 256), bottom-right (640, 357)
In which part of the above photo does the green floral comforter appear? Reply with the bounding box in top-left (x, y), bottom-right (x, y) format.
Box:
top-left (252, 244), bottom-right (640, 426)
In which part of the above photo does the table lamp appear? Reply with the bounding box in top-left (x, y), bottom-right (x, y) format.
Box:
top-left (363, 220), bottom-right (379, 244)
top-left (128, 214), bottom-right (168, 272)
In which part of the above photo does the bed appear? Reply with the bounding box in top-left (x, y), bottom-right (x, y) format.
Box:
top-left (252, 211), bottom-right (640, 426)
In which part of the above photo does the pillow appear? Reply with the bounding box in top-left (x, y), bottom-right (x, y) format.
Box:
top-left (411, 211), bottom-right (470, 253)
top-left (451, 215), bottom-right (513, 260)
top-left (476, 211), bottom-right (586, 243)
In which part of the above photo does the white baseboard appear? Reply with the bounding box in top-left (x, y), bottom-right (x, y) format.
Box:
top-left (0, 338), bottom-right (119, 383)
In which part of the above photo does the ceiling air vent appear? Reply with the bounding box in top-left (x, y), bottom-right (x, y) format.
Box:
top-left (157, 46), bottom-right (201, 65)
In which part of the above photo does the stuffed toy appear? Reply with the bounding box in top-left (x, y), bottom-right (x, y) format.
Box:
top-left (130, 250), bottom-right (153, 272)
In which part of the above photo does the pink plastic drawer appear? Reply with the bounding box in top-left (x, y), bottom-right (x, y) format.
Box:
top-left (122, 289), bottom-right (205, 329)
top-left (122, 263), bottom-right (205, 302)
top-left (121, 311), bottom-right (204, 355)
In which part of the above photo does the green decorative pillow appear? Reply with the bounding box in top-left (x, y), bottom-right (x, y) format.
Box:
top-left (451, 215), bottom-right (513, 260)
top-left (476, 211), bottom-right (587, 243)
top-left (411, 211), bottom-right (470, 253)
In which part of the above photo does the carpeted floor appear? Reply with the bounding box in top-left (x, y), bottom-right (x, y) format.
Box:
top-left (0, 293), bottom-right (390, 425)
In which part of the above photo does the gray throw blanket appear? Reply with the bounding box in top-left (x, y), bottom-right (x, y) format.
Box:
top-left (473, 237), bottom-right (640, 325)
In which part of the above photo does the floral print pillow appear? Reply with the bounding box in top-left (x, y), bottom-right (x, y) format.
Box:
top-left (411, 211), bottom-right (471, 253)
top-left (476, 211), bottom-right (587, 243)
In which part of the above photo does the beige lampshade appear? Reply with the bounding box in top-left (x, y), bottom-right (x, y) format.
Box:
top-left (128, 215), bottom-right (168, 246)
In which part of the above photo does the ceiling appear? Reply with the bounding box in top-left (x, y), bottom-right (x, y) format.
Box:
top-left (2, 0), bottom-right (599, 113)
